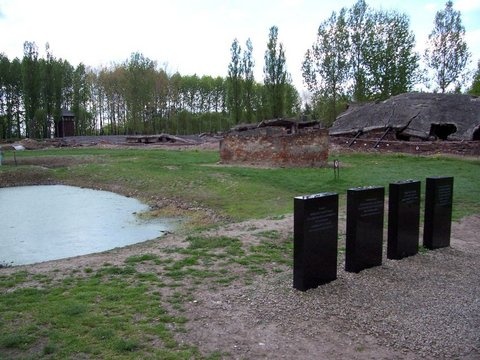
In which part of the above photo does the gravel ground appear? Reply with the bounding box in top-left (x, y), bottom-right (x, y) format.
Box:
top-left (176, 214), bottom-right (480, 359)
top-left (1, 208), bottom-right (478, 359)
top-left (235, 249), bottom-right (479, 358)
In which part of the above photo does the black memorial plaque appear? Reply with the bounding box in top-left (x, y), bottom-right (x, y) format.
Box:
top-left (387, 180), bottom-right (421, 260)
top-left (293, 192), bottom-right (338, 291)
top-left (423, 176), bottom-right (454, 249)
top-left (345, 186), bottom-right (385, 273)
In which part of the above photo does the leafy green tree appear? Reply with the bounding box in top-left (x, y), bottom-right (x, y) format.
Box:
top-left (61, 60), bottom-right (75, 110)
top-left (167, 72), bottom-right (183, 133)
top-left (22, 41), bottom-right (42, 137)
top-left (2, 44), bottom-right (274, 138)
top-left (304, 0), bottom-right (420, 122)
top-left (73, 63), bottom-right (93, 135)
top-left (40, 43), bottom-right (56, 137)
top-left (346, 1), bottom-right (419, 101)
top-left (197, 75), bottom-right (213, 131)
top-left (37, 45), bottom-right (77, 138)
top-left (198, 75), bottom-right (213, 114)
top-left (249, 82), bottom-right (263, 121)
top-left (0, 54), bottom-right (10, 138)
top-left (6, 58), bottom-right (23, 138)
top-left (0, 54), bottom-right (9, 138)
top-left (263, 26), bottom-right (288, 118)
top-left (90, 68), bottom-right (106, 134)
top-left (302, 9), bottom-right (350, 124)
top-left (365, 10), bottom-right (419, 99)
top-left (227, 38), bottom-right (243, 124)
top-left (181, 74), bottom-right (201, 133)
top-left (38, 59), bottom-right (51, 136)
top-left (348, 0), bottom-right (370, 101)
top-left (424, 1), bottom-right (470, 93)
top-left (212, 76), bottom-right (226, 113)
top-left (50, 59), bottom-right (64, 133)
top-left (243, 38), bottom-right (255, 122)
top-left (468, 60), bottom-right (480, 95)
top-left (183, 74), bottom-right (200, 115)
top-left (284, 81), bottom-right (301, 117)
top-left (124, 52), bottom-right (156, 134)
top-left (152, 68), bottom-right (169, 133)
top-left (309, 93), bottom-right (349, 125)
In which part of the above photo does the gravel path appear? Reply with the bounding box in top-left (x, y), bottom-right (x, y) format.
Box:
top-left (177, 215), bottom-right (480, 359)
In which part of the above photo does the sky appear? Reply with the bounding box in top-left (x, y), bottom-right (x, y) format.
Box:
top-left (0, 0), bottom-right (479, 94)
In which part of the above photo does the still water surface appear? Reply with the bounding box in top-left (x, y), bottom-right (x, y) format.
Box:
top-left (0, 185), bottom-right (172, 266)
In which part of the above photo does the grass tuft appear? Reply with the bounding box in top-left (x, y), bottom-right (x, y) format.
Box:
top-left (0, 333), bottom-right (34, 349)
top-left (114, 338), bottom-right (141, 352)
top-left (187, 235), bottom-right (242, 250)
top-left (125, 253), bottom-right (160, 264)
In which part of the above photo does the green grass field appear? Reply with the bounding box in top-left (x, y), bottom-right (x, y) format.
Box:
top-left (0, 148), bottom-right (479, 358)
top-left (2, 148), bottom-right (479, 220)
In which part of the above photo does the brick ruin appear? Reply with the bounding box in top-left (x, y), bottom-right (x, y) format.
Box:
top-left (219, 119), bottom-right (329, 167)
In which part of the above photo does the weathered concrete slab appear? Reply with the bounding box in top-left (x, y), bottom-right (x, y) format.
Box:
top-left (329, 93), bottom-right (480, 141)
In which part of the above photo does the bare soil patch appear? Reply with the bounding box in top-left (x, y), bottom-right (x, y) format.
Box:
top-left (1, 155), bottom-right (99, 168)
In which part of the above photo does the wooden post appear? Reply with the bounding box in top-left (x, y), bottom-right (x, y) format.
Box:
top-left (333, 159), bottom-right (340, 179)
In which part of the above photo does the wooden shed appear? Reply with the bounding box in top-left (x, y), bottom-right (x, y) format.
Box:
top-left (55, 109), bottom-right (75, 137)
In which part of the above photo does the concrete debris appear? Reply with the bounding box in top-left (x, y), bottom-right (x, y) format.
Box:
top-left (329, 93), bottom-right (480, 141)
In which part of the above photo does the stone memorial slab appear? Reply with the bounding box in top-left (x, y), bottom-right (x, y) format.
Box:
top-left (387, 180), bottom-right (421, 260)
top-left (423, 176), bottom-right (454, 249)
top-left (294, 192), bottom-right (338, 291)
top-left (345, 186), bottom-right (384, 273)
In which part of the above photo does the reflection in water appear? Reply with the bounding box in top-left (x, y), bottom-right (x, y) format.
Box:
top-left (0, 185), bottom-right (173, 266)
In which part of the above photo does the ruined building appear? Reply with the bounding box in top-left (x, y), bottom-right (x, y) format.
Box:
top-left (220, 119), bottom-right (329, 167)
top-left (329, 93), bottom-right (480, 141)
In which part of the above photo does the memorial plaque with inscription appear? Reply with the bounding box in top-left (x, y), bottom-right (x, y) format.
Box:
top-left (423, 176), bottom-right (454, 249)
top-left (387, 180), bottom-right (421, 260)
top-left (294, 192), bottom-right (338, 291)
top-left (345, 186), bottom-right (385, 273)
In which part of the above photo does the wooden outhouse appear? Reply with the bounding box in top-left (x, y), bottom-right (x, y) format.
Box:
top-left (55, 109), bottom-right (75, 137)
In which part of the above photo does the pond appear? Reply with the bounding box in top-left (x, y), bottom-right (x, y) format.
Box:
top-left (0, 185), bottom-right (174, 266)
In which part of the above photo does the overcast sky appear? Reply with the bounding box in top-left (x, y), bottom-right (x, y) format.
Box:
top-left (0, 0), bottom-right (479, 92)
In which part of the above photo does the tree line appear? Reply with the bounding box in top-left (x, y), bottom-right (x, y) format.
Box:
top-left (0, 0), bottom-right (477, 139)
top-left (0, 28), bottom-right (300, 140)
top-left (302, 0), bottom-right (474, 125)
top-left (227, 26), bottom-right (300, 125)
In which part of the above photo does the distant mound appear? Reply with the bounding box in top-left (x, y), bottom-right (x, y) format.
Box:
top-left (329, 93), bottom-right (480, 141)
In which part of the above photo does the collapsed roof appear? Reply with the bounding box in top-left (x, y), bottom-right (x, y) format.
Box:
top-left (230, 118), bottom-right (320, 133)
top-left (329, 93), bottom-right (480, 141)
